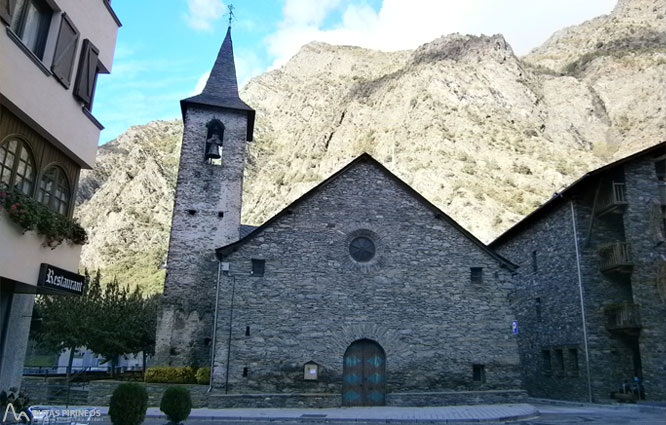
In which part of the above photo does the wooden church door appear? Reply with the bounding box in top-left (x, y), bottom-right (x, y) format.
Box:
top-left (342, 339), bottom-right (386, 406)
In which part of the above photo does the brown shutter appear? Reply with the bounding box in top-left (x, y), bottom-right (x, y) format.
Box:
top-left (74, 39), bottom-right (100, 108)
top-left (51, 13), bottom-right (79, 88)
top-left (0, 0), bottom-right (16, 25)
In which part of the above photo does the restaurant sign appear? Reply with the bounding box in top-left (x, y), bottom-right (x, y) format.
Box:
top-left (37, 263), bottom-right (86, 295)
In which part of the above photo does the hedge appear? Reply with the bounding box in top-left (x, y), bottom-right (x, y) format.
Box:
top-left (195, 367), bottom-right (210, 385)
top-left (144, 366), bottom-right (197, 384)
top-left (108, 383), bottom-right (148, 425)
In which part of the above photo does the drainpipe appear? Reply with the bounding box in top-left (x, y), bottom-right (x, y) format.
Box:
top-left (208, 261), bottom-right (223, 392)
top-left (570, 199), bottom-right (593, 403)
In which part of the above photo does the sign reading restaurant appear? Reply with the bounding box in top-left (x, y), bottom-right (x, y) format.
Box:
top-left (37, 263), bottom-right (86, 295)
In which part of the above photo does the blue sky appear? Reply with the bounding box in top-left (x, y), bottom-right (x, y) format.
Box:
top-left (94, 0), bottom-right (616, 144)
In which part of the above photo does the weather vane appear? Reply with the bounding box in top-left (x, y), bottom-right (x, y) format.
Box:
top-left (226, 4), bottom-right (235, 27)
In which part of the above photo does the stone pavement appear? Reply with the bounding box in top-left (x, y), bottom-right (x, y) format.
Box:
top-left (99, 403), bottom-right (539, 423)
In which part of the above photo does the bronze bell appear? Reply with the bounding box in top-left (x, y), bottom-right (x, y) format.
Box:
top-left (205, 141), bottom-right (221, 160)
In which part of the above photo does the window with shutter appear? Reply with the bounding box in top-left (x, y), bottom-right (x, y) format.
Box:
top-left (0, 0), bottom-right (16, 24)
top-left (51, 13), bottom-right (79, 88)
top-left (74, 39), bottom-right (100, 109)
top-left (9, 0), bottom-right (52, 59)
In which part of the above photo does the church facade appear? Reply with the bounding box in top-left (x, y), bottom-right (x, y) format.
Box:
top-left (155, 27), bottom-right (525, 406)
top-left (212, 155), bottom-right (523, 404)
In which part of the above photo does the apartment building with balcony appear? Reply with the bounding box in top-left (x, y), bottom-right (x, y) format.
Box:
top-left (491, 141), bottom-right (666, 402)
top-left (0, 0), bottom-right (120, 391)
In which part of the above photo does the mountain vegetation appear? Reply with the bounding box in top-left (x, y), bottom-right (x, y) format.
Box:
top-left (76, 0), bottom-right (665, 293)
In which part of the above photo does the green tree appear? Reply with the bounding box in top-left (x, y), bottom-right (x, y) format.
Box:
top-left (87, 278), bottom-right (134, 377)
top-left (32, 269), bottom-right (101, 379)
top-left (126, 291), bottom-right (160, 372)
top-left (32, 270), bottom-right (159, 378)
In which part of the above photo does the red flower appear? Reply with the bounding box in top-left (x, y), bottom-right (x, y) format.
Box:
top-left (10, 204), bottom-right (16, 210)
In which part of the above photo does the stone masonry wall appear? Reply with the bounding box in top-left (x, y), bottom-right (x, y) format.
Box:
top-left (155, 105), bottom-right (249, 368)
top-left (622, 159), bottom-right (666, 400)
top-left (495, 154), bottom-right (666, 402)
top-left (494, 202), bottom-right (591, 401)
top-left (212, 160), bottom-right (523, 398)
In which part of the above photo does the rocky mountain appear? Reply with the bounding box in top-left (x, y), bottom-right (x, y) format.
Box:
top-left (76, 121), bottom-right (182, 293)
top-left (76, 0), bottom-right (665, 293)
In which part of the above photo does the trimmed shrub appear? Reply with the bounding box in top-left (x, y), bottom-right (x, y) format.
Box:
top-left (195, 367), bottom-right (210, 385)
top-left (144, 366), bottom-right (196, 384)
top-left (108, 383), bottom-right (148, 425)
top-left (160, 386), bottom-right (192, 424)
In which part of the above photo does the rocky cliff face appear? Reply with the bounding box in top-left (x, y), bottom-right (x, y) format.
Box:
top-left (76, 121), bottom-right (182, 293)
top-left (76, 0), bottom-right (665, 292)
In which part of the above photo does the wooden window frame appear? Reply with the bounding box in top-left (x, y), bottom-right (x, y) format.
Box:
top-left (8, 0), bottom-right (52, 60)
top-left (0, 137), bottom-right (36, 195)
top-left (37, 165), bottom-right (71, 216)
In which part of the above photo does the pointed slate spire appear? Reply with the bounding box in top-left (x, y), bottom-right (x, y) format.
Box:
top-left (181, 26), bottom-right (255, 140)
top-left (203, 26), bottom-right (239, 99)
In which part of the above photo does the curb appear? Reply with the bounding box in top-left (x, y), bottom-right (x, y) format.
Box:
top-left (143, 406), bottom-right (540, 423)
top-left (529, 397), bottom-right (666, 414)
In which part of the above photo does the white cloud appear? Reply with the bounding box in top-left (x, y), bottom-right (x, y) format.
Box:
top-left (283, 0), bottom-right (342, 26)
top-left (192, 71), bottom-right (210, 95)
top-left (184, 0), bottom-right (226, 31)
top-left (265, 0), bottom-right (616, 69)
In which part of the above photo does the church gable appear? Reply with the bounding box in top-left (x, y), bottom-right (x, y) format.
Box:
top-left (218, 154), bottom-right (513, 270)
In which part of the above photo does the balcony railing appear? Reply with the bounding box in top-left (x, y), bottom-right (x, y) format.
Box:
top-left (595, 182), bottom-right (628, 216)
top-left (605, 302), bottom-right (641, 334)
top-left (598, 242), bottom-right (633, 273)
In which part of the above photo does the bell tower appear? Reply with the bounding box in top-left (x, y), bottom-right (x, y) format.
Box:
top-left (155, 26), bottom-right (255, 367)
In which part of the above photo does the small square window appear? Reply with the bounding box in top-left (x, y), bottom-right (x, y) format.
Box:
top-left (251, 259), bottom-right (265, 276)
top-left (470, 267), bottom-right (483, 284)
top-left (472, 364), bottom-right (486, 383)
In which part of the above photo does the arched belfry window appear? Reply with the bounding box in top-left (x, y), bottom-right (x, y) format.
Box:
top-left (0, 138), bottom-right (36, 195)
top-left (38, 166), bottom-right (70, 215)
top-left (204, 119), bottom-right (225, 165)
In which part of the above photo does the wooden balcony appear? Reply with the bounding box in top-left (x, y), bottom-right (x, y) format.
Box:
top-left (595, 182), bottom-right (628, 217)
top-left (598, 242), bottom-right (633, 274)
top-left (605, 302), bottom-right (641, 336)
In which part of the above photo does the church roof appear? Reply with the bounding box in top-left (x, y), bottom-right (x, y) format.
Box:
top-left (181, 27), bottom-right (255, 140)
top-left (217, 153), bottom-right (517, 270)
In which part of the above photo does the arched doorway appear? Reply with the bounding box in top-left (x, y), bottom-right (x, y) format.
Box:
top-left (342, 339), bottom-right (386, 406)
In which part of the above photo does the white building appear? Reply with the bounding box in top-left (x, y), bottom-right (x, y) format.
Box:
top-left (0, 0), bottom-right (120, 391)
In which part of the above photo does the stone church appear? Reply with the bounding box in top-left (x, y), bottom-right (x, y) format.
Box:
top-left (155, 27), bottom-right (525, 407)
